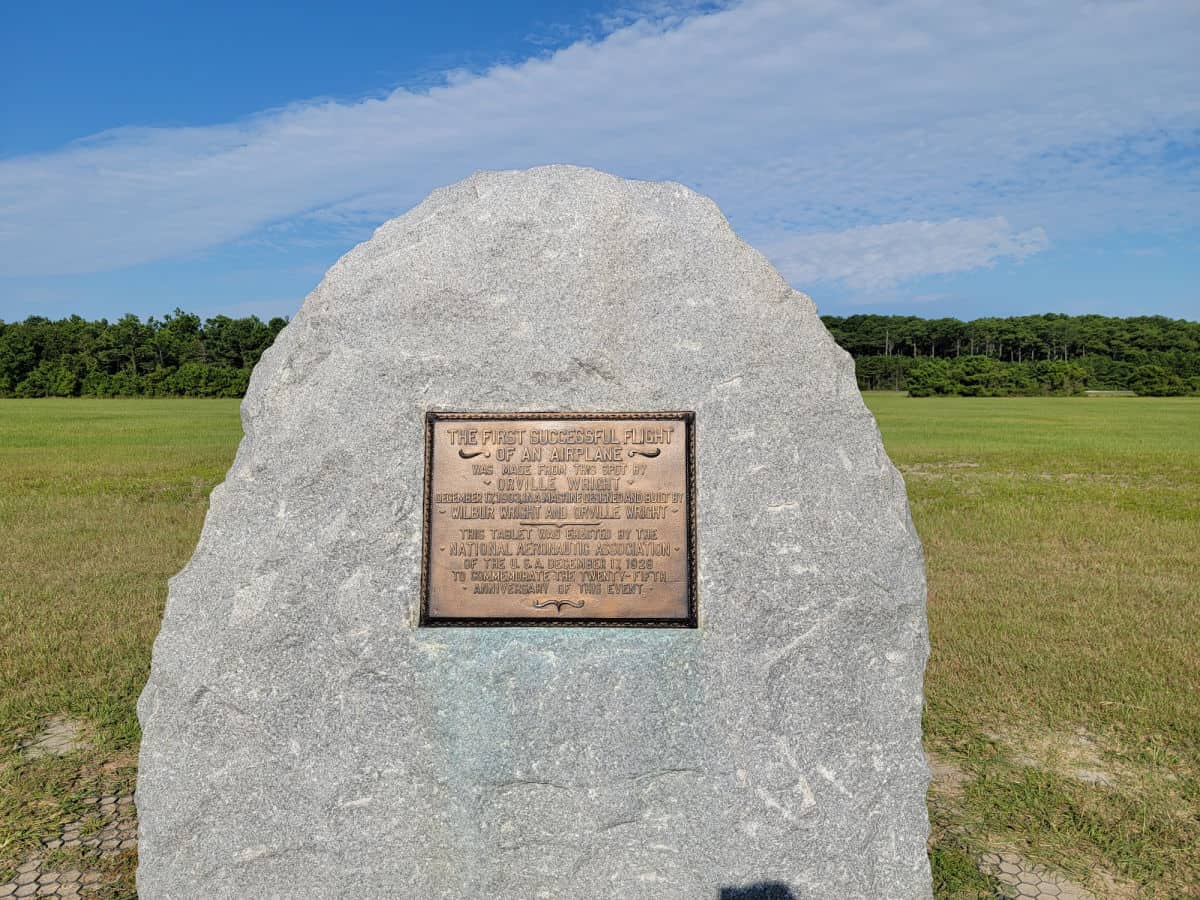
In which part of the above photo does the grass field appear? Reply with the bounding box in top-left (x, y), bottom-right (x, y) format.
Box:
top-left (870, 395), bottom-right (1200, 897)
top-left (1, 396), bottom-right (1197, 897)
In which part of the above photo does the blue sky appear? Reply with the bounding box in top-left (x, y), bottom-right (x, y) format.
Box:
top-left (1, 0), bottom-right (1197, 323)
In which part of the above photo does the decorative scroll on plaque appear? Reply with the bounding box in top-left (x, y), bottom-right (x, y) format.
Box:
top-left (420, 411), bottom-right (697, 626)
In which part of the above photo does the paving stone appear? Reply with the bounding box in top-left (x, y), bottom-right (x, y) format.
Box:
top-left (117, 797), bottom-right (132, 806)
top-left (14, 874), bottom-right (36, 887)
top-left (119, 839), bottom-right (137, 850)
top-left (979, 850), bottom-right (1096, 900)
top-left (21, 716), bottom-right (87, 759)
top-left (14, 885), bottom-right (36, 898)
top-left (15, 864), bottom-right (38, 876)
top-left (1072, 768), bottom-right (1114, 787)
top-left (77, 876), bottom-right (99, 886)
top-left (0, 884), bottom-right (16, 897)
top-left (34, 875), bottom-right (55, 886)
top-left (34, 886), bottom-right (56, 897)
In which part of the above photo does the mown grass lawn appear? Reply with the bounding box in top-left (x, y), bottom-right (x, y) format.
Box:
top-left (1, 396), bottom-right (1197, 897)
top-left (869, 394), bottom-right (1200, 898)
top-left (0, 401), bottom-right (242, 898)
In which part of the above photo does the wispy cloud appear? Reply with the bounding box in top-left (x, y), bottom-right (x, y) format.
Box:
top-left (0, 0), bottom-right (1196, 291)
top-left (766, 218), bottom-right (1049, 290)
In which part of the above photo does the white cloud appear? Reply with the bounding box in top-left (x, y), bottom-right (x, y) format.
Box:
top-left (0, 0), bottom-right (1197, 282)
top-left (766, 217), bottom-right (1049, 290)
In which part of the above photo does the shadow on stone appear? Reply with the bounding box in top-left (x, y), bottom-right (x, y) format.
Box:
top-left (719, 883), bottom-right (797, 899)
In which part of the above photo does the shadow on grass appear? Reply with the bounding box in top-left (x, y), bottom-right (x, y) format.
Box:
top-left (719, 883), bottom-right (796, 899)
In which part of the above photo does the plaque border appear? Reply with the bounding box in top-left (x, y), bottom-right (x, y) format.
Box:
top-left (419, 410), bottom-right (698, 628)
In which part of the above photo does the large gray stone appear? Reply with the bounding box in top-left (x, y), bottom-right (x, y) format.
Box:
top-left (137, 165), bottom-right (930, 898)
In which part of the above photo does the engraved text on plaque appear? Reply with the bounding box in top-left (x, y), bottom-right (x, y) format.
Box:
top-left (420, 411), bottom-right (696, 626)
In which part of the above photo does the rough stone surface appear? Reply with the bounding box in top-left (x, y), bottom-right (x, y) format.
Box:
top-left (136, 166), bottom-right (930, 898)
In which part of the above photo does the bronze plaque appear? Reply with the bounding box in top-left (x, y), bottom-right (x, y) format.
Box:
top-left (420, 411), bottom-right (697, 627)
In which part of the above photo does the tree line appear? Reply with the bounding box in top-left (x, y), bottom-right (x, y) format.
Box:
top-left (0, 311), bottom-right (287, 398)
top-left (0, 310), bottom-right (1196, 398)
top-left (822, 313), bottom-right (1200, 396)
